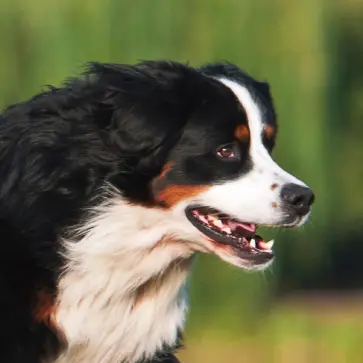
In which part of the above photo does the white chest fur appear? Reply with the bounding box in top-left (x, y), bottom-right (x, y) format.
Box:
top-left (53, 197), bottom-right (194, 363)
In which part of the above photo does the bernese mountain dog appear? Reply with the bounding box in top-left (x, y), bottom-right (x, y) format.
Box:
top-left (0, 60), bottom-right (314, 363)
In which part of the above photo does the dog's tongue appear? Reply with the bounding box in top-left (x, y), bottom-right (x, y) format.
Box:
top-left (228, 220), bottom-right (256, 232)
top-left (227, 220), bottom-right (256, 238)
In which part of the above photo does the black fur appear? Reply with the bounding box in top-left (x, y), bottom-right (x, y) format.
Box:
top-left (0, 60), bottom-right (275, 362)
top-left (200, 62), bottom-right (277, 151)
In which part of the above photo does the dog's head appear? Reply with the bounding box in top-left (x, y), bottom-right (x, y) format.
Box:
top-left (92, 61), bottom-right (314, 270)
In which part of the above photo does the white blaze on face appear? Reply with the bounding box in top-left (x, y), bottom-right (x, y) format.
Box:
top-left (195, 78), bottom-right (308, 226)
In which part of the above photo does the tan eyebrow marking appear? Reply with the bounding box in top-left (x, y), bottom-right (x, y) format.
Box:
top-left (264, 124), bottom-right (276, 139)
top-left (234, 124), bottom-right (249, 142)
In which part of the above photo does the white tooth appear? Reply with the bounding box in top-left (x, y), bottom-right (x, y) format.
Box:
top-left (265, 239), bottom-right (274, 249)
top-left (249, 238), bottom-right (256, 248)
top-left (213, 219), bottom-right (224, 229)
top-left (208, 215), bottom-right (218, 222)
top-left (258, 239), bottom-right (275, 251)
top-left (199, 215), bottom-right (208, 224)
top-left (221, 227), bottom-right (232, 234)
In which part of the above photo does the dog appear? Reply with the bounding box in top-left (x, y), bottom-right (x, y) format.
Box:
top-left (0, 60), bottom-right (314, 363)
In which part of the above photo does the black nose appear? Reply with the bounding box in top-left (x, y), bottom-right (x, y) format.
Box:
top-left (280, 183), bottom-right (315, 215)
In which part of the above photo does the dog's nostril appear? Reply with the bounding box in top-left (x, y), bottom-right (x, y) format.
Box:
top-left (280, 183), bottom-right (315, 215)
top-left (293, 196), bottom-right (304, 208)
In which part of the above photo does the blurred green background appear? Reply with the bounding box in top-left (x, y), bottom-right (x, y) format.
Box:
top-left (1, 0), bottom-right (363, 362)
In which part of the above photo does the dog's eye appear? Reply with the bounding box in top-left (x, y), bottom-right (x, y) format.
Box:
top-left (216, 143), bottom-right (240, 161)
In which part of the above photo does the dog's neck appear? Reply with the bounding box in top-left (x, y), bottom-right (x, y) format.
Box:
top-left (54, 197), bottom-right (194, 363)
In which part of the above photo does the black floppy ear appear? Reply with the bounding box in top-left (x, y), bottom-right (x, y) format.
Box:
top-left (86, 62), bottom-right (190, 176)
top-left (109, 107), bottom-right (183, 175)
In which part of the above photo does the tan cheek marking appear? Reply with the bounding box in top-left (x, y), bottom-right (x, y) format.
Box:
top-left (150, 162), bottom-right (176, 206)
top-left (159, 161), bottom-right (174, 179)
top-left (264, 124), bottom-right (276, 139)
top-left (155, 185), bottom-right (209, 207)
top-left (234, 124), bottom-right (249, 142)
top-left (34, 290), bottom-right (57, 324)
top-left (151, 162), bottom-right (174, 187)
top-left (272, 202), bottom-right (278, 208)
top-left (34, 290), bottom-right (67, 343)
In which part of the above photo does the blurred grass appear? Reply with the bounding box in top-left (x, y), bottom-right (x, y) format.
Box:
top-left (1, 0), bottom-right (363, 361)
top-left (180, 296), bottom-right (363, 363)
top-left (184, 258), bottom-right (363, 362)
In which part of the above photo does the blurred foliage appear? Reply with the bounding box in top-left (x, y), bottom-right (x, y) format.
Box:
top-left (0, 0), bottom-right (363, 361)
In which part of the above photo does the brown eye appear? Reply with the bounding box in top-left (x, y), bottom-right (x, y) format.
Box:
top-left (216, 143), bottom-right (240, 161)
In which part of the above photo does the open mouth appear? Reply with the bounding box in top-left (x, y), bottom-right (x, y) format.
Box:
top-left (185, 206), bottom-right (274, 266)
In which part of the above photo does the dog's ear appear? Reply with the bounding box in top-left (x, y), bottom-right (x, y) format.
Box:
top-left (109, 106), bottom-right (182, 175)
top-left (85, 62), bottom-right (192, 176)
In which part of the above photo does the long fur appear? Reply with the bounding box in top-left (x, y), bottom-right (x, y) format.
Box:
top-left (55, 195), bottom-right (193, 363)
top-left (0, 60), bottom-right (313, 363)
